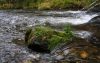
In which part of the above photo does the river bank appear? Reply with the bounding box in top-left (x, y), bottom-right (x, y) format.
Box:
top-left (0, 0), bottom-right (94, 10)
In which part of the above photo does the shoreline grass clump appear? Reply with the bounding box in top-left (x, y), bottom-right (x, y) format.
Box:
top-left (25, 25), bottom-right (73, 52)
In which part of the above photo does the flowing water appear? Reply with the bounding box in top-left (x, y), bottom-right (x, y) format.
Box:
top-left (0, 10), bottom-right (99, 63)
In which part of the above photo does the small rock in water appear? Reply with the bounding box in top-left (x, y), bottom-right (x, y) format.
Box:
top-left (64, 50), bottom-right (69, 55)
top-left (41, 54), bottom-right (53, 61)
top-left (56, 55), bottom-right (64, 60)
top-left (74, 31), bottom-right (92, 39)
top-left (28, 54), bottom-right (39, 59)
top-left (79, 50), bottom-right (89, 59)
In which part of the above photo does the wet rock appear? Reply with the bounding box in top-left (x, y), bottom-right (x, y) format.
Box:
top-left (55, 55), bottom-right (64, 60)
top-left (63, 50), bottom-right (69, 55)
top-left (73, 15), bottom-right (100, 47)
top-left (74, 31), bottom-right (92, 39)
top-left (25, 26), bottom-right (73, 53)
top-left (89, 16), bottom-right (100, 24)
top-left (87, 3), bottom-right (100, 13)
top-left (40, 54), bottom-right (52, 60)
top-left (79, 50), bottom-right (89, 59)
top-left (51, 37), bottom-right (100, 63)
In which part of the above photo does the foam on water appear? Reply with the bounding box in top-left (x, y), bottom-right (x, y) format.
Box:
top-left (44, 11), bottom-right (98, 25)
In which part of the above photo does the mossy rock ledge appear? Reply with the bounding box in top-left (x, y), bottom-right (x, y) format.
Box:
top-left (25, 26), bottom-right (73, 53)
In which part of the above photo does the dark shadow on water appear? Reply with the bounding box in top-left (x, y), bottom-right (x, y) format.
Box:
top-left (28, 44), bottom-right (50, 53)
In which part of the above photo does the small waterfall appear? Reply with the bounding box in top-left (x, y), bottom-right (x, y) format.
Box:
top-left (43, 11), bottom-right (98, 25)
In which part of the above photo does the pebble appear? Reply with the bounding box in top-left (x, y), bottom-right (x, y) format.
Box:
top-left (56, 55), bottom-right (64, 60)
top-left (64, 50), bottom-right (69, 55)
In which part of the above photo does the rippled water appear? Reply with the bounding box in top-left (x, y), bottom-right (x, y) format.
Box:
top-left (0, 10), bottom-right (98, 63)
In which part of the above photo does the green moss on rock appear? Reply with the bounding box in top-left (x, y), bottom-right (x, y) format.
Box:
top-left (25, 26), bottom-right (73, 51)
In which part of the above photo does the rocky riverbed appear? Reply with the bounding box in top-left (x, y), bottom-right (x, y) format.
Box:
top-left (0, 10), bottom-right (100, 63)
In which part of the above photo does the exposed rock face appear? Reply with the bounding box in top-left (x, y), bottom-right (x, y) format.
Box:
top-left (89, 16), bottom-right (100, 24)
top-left (73, 15), bottom-right (100, 47)
top-left (88, 16), bottom-right (100, 47)
top-left (87, 4), bottom-right (100, 13)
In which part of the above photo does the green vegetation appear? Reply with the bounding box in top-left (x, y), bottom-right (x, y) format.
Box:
top-left (0, 0), bottom-right (94, 10)
top-left (25, 25), bottom-right (73, 51)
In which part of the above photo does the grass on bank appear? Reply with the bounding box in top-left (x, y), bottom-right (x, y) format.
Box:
top-left (0, 0), bottom-right (94, 10)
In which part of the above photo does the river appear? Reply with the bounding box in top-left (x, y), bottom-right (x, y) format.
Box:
top-left (0, 10), bottom-right (100, 63)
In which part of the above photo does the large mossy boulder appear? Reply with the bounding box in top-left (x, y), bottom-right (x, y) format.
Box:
top-left (25, 26), bottom-right (73, 53)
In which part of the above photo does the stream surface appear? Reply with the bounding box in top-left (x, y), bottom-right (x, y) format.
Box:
top-left (0, 10), bottom-right (100, 63)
